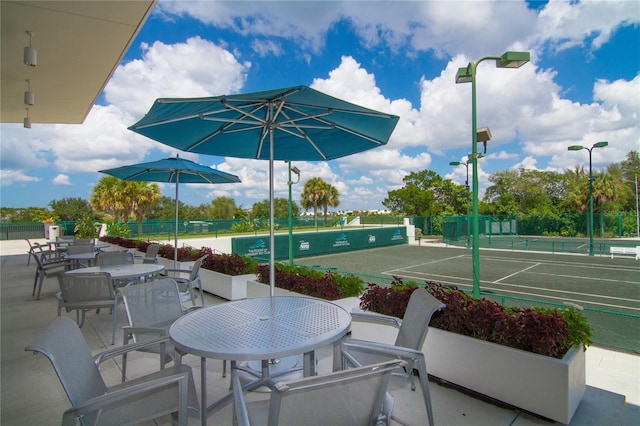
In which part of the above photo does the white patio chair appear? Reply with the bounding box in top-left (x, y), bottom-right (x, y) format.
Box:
top-left (96, 250), bottom-right (135, 266)
top-left (30, 246), bottom-right (70, 300)
top-left (118, 278), bottom-right (219, 381)
top-left (57, 272), bottom-right (121, 344)
top-left (337, 289), bottom-right (445, 426)
top-left (232, 359), bottom-right (404, 426)
top-left (25, 317), bottom-right (199, 426)
top-left (162, 255), bottom-right (205, 306)
top-left (142, 243), bottom-right (160, 264)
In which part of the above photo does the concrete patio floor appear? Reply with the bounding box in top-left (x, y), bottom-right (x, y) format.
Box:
top-left (1, 239), bottom-right (638, 425)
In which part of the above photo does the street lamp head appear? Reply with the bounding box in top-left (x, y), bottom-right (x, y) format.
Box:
top-left (497, 51), bottom-right (530, 69)
top-left (476, 127), bottom-right (492, 142)
top-left (449, 161), bottom-right (462, 166)
top-left (593, 141), bottom-right (608, 149)
top-left (568, 145), bottom-right (584, 151)
top-left (291, 166), bottom-right (301, 176)
top-left (455, 67), bottom-right (473, 84)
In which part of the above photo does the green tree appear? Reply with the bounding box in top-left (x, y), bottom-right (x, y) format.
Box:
top-left (90, 176), bottom-right (129, 221)
top-left (301, 177), bottom-right (328, 226)
top-left (382, 170), bottom-right (456, 216)
top-left (321, 184), bottom-right (340, 224)
top-left (209, 196), bottom-right (238, 219)
top-left (49, 197), bottom-right (94, 221)
top-left (127, 181), bottom-right (161, 236)
top-left (484, 169), bottom-right (567, 215)
top-left (252, 198), bottom-right (299, 219)
top-left (90, 177), bottom-right (160, 235)
top-left (1, 207), bottom-right (55, 222)
top-left (618, 151), bottom-right (640, 212)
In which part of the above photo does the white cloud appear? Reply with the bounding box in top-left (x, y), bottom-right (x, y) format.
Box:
top-left (532, 1), bottom-right (640, 53)
top-left (2, 1), bottom-right (638, 212)
top-left (105, 36), bottom-right (250, 116)
top-left (52, 174), bottom-right (71, 185)
top-left (0, 169), bottom-right (41, 186)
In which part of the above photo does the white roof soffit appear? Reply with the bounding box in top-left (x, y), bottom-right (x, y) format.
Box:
top-left (1, 0), bottom-right (157, 124)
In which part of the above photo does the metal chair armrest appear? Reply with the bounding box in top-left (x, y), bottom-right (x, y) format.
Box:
top-left (351, 311), bottom-right (402, 329)
top-left (94, 335), bottom-right (170, 365)
top-left (340, 338), bottom-right (423, 364)
top-left (61, 370), bottom-right (192, 426)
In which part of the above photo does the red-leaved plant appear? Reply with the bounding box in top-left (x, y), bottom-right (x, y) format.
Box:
top-left (360, 278), bottom-right (592, 359)
top-left (255, 264), bottom-right (342, 300)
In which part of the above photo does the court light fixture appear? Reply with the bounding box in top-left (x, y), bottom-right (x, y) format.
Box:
top-left (454, 50), bottom-right (530, 298)
top-left (24, 31), bottom-right (37, 67)
top-left (288, 162), bottom-right (301, 265)
top-left (567, 141), bottom-right (609, 256)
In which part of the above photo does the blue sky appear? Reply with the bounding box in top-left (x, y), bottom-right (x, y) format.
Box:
top-left (2, 0), bottom-right (639, 212)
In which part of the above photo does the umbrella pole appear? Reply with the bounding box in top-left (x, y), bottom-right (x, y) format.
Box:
top-left (174, 172), bottom-right (179, 270)
top-left (269, 128), bottom-right (275, 297)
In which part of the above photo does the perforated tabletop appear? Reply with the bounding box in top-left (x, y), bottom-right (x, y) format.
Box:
top-left (169, 296), bottom-right (351, 361)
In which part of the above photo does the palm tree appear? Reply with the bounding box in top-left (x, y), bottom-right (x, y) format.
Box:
top-left (592, 171), bottom-right (621, 237)
top-left (127, 181), bottom-right (161, 236)
top-left (91, 177), bottom-right (160, 235)
top-left (301, 177), bottom-right (328, 227)
top-left (90, 176), bottom-right (128, 222)
top-left (322, 184), bottom-right (340, 224)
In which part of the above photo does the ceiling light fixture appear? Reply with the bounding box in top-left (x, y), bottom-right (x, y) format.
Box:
top-left (24, 31), bottom-right (37, 67)
top-left (24, 79), bottom-right (34, 105)
top-left (24, 108), bottom-right (32, 128)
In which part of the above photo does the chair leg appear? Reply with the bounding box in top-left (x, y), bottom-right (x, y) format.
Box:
top-left (111, 299), bottom-right (118, 345)
top-left (198, 280), bottom-right (205, 306)
top-left (35, 273), bottom-right (45, 300)
top-left (417, 354), bottom-right (435, 426)
top-left (32, 271), bottom-right (39, 296)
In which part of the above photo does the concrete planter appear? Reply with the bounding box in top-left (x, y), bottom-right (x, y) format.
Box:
top-left (348, 313), bottom-right (585, 424)
top-left (200, 270), bottom-right (256, 300)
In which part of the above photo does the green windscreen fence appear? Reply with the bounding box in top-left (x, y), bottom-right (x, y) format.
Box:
top-left (232, 227), bottom-right (407, 260)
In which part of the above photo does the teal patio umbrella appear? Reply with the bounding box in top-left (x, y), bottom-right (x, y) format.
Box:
top-left (100, 156), bottom-right (241, 268)
top-left (128, 85), bottom-right (399, 295)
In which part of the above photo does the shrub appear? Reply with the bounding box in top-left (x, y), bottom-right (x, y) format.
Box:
top-left (255, 263), bottom-right (365, 299)
top-left (256, 264), bottom-right (342, 300)
top-left (360, 278), bottom-right (593, 359)
top-left (201, 253), bottom-right (256, 275)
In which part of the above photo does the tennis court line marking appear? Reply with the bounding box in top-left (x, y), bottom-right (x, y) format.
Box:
top-left (494, 264), bottom-right (540, 283)
top-left (381, 254), bottom-right (467, 276)
top-left (527, 271), bottom-right (639, 286)
top-left (385, 271), bottom-right (640, 310)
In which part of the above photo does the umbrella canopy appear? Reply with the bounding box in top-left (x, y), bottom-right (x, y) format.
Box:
top-left (129, 85), bottom-right (400, 295)
top-left (100, 156), bottom-right (241, 268)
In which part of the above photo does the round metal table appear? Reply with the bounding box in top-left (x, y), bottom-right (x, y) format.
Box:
top-left (169, 296), bottom-right (351, 425)
top-left (65, 263), bottom-right (164, 284)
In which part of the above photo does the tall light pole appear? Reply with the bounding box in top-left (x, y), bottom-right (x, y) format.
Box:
top-left (287, 162), bottom-right (301, 265)
top-left (455, 51), bottom-right (530, 298)
top-left (568, 141), bottom-right (608, 256)
top-left (450, 158), bottom-right (471, 248)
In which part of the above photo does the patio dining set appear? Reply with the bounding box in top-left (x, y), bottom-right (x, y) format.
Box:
top-left (24, 237), bottom-right (446, 425)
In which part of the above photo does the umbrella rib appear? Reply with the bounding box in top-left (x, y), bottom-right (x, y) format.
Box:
top-left (285, 101), bottom-right (397, 118)
top-left (277, 109), bottom-right (328, 160)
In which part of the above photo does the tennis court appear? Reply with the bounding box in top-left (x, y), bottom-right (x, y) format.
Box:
top-left (297, 244), bottom-right (640, 353)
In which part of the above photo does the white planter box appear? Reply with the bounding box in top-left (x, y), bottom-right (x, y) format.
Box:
top-left (200, 270), bottom-right (255, 300)
top-left (348, 317), bottom-right (585, 424)
top-left (425, 328), bottom-right (585, 424)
